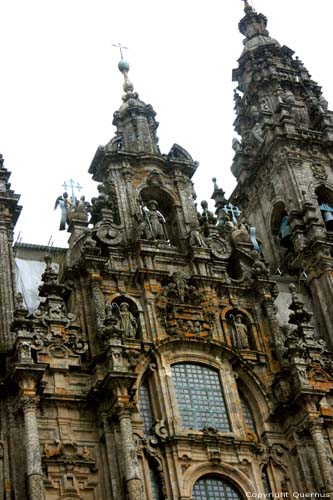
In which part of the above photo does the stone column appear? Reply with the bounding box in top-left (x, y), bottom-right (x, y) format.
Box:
top-left (309, 419), bottom-right (333, 494)
top-left (21, 397), bottom-right (45, 500)
top-left (91, 277), bottom-right (105, 335)
top-left (118, 405), bottom-right (144, 500)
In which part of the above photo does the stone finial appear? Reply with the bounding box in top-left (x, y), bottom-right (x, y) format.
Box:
top-left (211, 178), bottom-right (227, 210)
top-left (238, 4), bottom-right (269, 41)
top-left (242, 0), bottom-right (253, 14)
top-left (118, 60), bottom-right (135, 95)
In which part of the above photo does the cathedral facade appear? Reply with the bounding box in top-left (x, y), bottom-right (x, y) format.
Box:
top-left (0, 3), bottom-right (333, 499)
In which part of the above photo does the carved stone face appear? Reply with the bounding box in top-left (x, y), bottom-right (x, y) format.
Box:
top-left (120, 303), bottom-right (129, 311)
top-left (147, 200), bottom-right (158, 210)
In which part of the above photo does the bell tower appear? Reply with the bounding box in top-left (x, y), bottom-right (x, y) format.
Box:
top-left (230, 2), bottom-right (333, 345)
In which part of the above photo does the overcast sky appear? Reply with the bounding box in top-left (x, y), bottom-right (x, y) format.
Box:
top-left (1, 0), bottom-right (332, 247)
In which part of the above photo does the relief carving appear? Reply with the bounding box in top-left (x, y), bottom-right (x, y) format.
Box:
top-left (156, 273), bottom-right (215, 337)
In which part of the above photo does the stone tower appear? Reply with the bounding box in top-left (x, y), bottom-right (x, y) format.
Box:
top-left (0, 155), bottom-right (21, 346)
top-left (230, 1), bottom-right (333, 347)
top-left (1, 4), bottom-right (333, 499)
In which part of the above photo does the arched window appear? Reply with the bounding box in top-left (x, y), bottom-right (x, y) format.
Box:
top-left (239, 393), bottom-right (256, 433)
top-left (192, 475), bottom-right (243, 500)
top-left (316, 185), bottom-right (333, 231)
top-left (139, 380), bottom-right (154, 436)
top-left (271, 202), bottom-right (292, 249)
top-left (262, 465), bottom-right (272, 495)
top-left (171, 363), bottom-right (231, 431)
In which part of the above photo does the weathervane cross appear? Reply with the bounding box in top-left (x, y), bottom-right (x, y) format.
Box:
top-left (62, 178), bottom-right (83, 204)
top-left (112, 42), bottom-right (128, 61)
top-left (223, 203), bottom-right (242, 225)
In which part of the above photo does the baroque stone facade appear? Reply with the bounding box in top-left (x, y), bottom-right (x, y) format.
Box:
top-left (1, 4), bottom-right (333, 499)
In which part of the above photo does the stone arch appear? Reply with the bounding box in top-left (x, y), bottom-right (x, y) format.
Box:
top-left (182, 462), bottom-right (255, 498)
top-left (270, 200), bottom-right (293, 250)
top-left (56, 496), bottom-right (84, 500)
top-left (271, 200), bottom-right (286, 236)
top-left (315, 184), bottom-right (333, 230)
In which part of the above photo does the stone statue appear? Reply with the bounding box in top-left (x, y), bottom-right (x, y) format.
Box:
top-left (144, 200), bottom-right (168, 240)
top-left (200, 200), bottom-right (216, 225)
top-left (18, 342), bottom-right (32, 362)
top-left (232, 314), bottom-right (250, 349)
top-left (189, 223), bottom-right (207, 247)
top-left (172, 272), bottom-right (187, 303)
top-left (232, 138), bottom-right (242, 152)
top-left (54, 192), bottom-right (72, 230)
top-left (68, 195), bottom-right (90, 224)
top-left (118, 302), bottom-right (138, 338)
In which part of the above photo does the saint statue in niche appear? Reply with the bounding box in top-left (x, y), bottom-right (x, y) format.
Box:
top-left (117, 302), bottom-right (138, 338)
top-left (231, 314), bottom-right (250, 349)
top-left (143, 200), bottom-right (168, 240)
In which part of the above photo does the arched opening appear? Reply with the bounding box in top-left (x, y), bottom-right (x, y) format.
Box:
top-left (262, 464), bottom-right (272, 494)
top-left (107, 296), bottom-right (140, 339)
top-left (315, 185), bottom-right (333, 231)
top-left (140, 186), bottom-right (178, 245)
top-left (192, 475), bottom-right (243, 500)
top-left (226, 309), bottom-right (253, 350)
top-left (271, 202), bottom-right (292, 249)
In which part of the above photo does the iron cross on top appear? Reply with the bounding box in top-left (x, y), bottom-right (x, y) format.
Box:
top-left (112, 42), bottom-right (128, 61)
top-left (223, 203), bottom-right (241, 225)
top-left (62, 178), bottom-right (82, 203)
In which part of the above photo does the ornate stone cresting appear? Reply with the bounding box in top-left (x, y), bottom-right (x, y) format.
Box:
top-left (12, 254), bottom-right (87, 369)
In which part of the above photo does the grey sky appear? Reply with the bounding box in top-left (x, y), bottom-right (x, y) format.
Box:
top-left (1, 0), bottom-right (332, 247)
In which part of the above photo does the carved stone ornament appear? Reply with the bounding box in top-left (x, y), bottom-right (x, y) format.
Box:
top-left (146, 170), bottom-right (163, 186)
top-left (42, 440), bottom-right (98, 474)
top-left (156, 274), bottom-right (215, 337)
top-left (95, 218), bottom-right (122, 246)
top-left (206, 234), bottom-right (232, 260)
top-left (310, 162), bottom-right (327, 180)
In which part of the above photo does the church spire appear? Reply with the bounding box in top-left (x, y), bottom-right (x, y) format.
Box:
top-left (105, 57), bottom-right (160, 156)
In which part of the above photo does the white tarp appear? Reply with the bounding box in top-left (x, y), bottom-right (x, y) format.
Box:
top-left (15, 258), bottom-right (59, 312)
